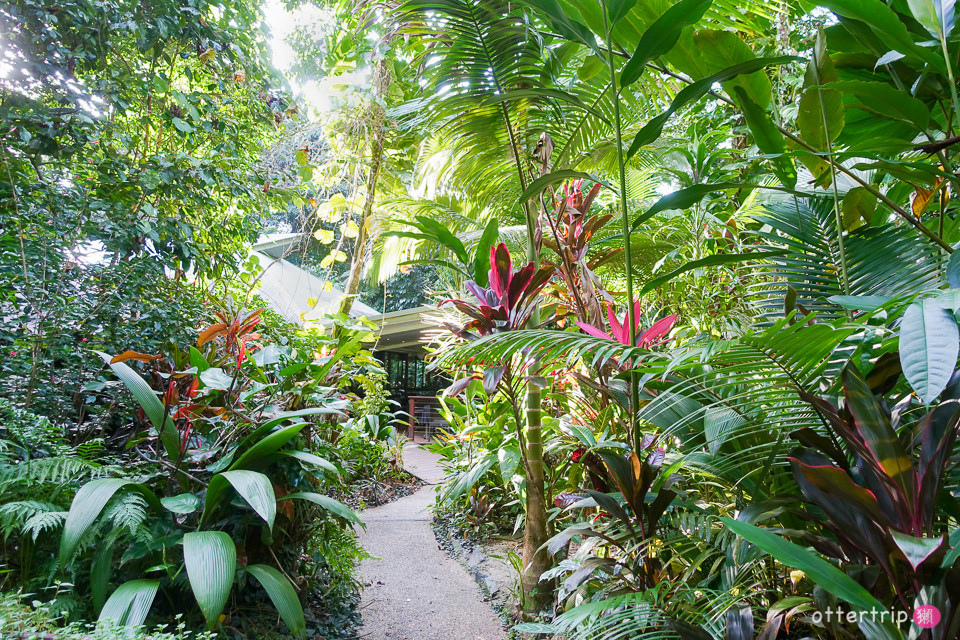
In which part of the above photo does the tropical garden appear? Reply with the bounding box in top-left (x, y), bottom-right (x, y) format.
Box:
top-left (4, 0), bottom-right (960, 638)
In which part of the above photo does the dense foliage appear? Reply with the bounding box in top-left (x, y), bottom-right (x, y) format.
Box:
top-left (8, 0), bottom-right (960, 638)
top-left (0, 0), bottom-right (424, 633)
top-left (397, 0), bottom-right (960, 638)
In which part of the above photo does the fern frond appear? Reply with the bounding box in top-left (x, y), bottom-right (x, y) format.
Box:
top-left (23, 456), bottom-right (101, 485)
top-left (104, 492), bottom-right (148, 535)
top-left (0, 501), bottom-right (61, 538)
top-left (22, 510), bottom-right (68, 542)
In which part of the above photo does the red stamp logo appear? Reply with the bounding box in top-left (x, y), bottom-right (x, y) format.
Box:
top-left (913, 605), bottom-right (941, 629)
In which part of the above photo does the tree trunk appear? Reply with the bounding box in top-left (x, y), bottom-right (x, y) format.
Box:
top-left (513, 124), bottom-right (551, 615)
top-left (339, 58), bottom-right (390, 318)
top-left (521, 384), bottom-right (551, 613)
top-left (337, 108), bottom-right (386, 318)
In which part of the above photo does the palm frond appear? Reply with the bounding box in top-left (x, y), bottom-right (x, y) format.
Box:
top-left (435, 329), bottom-right (646, 370)
top-left (748, 196), bottom-right (944, 320)
top-left (436, 312), bottom-right (868, 496)
top-left (399, 0), bottom-right (548, 209)
top-left (535, 585), bottom-right (749, 640)
top-left (636, 315), bottom-right (867, 491)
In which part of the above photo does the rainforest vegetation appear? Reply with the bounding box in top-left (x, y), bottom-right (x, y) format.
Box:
top-left (4, 0), bottom-right (960, 638)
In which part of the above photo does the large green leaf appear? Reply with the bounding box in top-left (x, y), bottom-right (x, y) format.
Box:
top-left (98, 579), bottom-right (159, 635)
top-left (282, 492), bottom-right (363, 527)
top-left (631, 181), bottom-right (744, 231)
top-left (241, 407), bottom-right (346, 447)
top-left (230, 422), bottom-right (308, 471)
top-left (828, 295), bottom-right (893, 312)
top-left (517, 169), bottom-right (603, 204)
top-left (189, 346), bottom-right (210, 372)
top-left (720, 518), bottom-right (885, 613)
top-left (841, 187), bottom-right (878, 231)
top-left (734, 87), bottom-right (796, 188)
top-left (474, 216), bottom-right (500, 287)
top-left (605, 0), bottom-right (636, 25)
top-left (797, 87), bottom-right (844, 150)
top-left (278, 450), bottom-right (339, 476)
top-left (161, 493), bottom-right (201, 514)
top-left (947, 251), bottom-right (960, 288)
top-left (60, 479), bottom-right (159, 566)
top-left (906, 0), bottom-right (956, 38)
top-left (827, 81), bottom-right (929, 130)
top-left (627, 56), bottom-right (796, 157)
top-left (202, 470), bottom-right (276, 531)
top-left (200, 367), bottom-right (234, 391)
top-left (619, 0), bottom-right (713, 87)
top-left (183, 531), bottom-right (237, 629)
top-left (820, 0), bottom-right (945, 71)
top-left (899, 298), bottom-right (959, 404)
top-left (98, 352), bottom-right (178, 460)
top-left (687, 29), bottom-right (773, 108)
top-left (90, 538), bottom-right (115, 615)
top-left (413, 215), bottom-right (469, 263)
top-left (246, 564), bottom-right (306, 638)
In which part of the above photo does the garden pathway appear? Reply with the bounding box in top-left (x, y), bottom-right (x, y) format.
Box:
top-left (355, 444), bottom-right (507, 640)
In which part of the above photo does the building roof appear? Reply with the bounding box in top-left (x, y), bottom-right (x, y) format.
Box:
top-left (368, 305), bottom-right (437, 354)
top-left (251, 235), bottom-right (433, 352)
top-left (251, 234), bottom-right (377, 324)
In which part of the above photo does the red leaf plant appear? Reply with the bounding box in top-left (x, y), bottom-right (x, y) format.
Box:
top-left (441, 243), bottom-right (553, 340)
top-left (441, 243), bottom-right (554, 398)
top-left (576, 299), bottom-right (677, 347)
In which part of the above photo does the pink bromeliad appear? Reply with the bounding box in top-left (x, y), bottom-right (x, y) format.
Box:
top-left (576, 301), bottom-right (677, 347)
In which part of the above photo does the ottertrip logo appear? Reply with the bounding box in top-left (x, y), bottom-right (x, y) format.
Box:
top-left (914, 606), bottom-right (941, 629)
top-left (809, 605), bottom-right (941, 628)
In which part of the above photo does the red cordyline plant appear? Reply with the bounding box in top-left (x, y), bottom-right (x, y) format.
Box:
top-left (577, 299), bottom-right (677, 347)
top-left (198, 305), bottom-right (263, 368)
top-left (441, 243), bottom-right (553, 340)
top-left (542, 179), bottom-right (620, 329)
top-left (558, 178), bottom-right (601, 223)
top-left (106, 302), bottom-right (265, 459)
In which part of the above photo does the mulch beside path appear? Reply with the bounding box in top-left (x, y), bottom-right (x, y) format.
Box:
top-left (334, 474), bottom-right (423, 511)
top-left (354, 445), bottom-right (508, 640)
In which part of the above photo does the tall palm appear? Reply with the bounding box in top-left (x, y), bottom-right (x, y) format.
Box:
top-left (399, 0), bottom-right (556, 609)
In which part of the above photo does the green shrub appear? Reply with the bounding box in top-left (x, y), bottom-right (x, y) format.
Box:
top-left (351, 371), bottom-right (390, 419)
top-left (0, 591), bottom-right (215, 639)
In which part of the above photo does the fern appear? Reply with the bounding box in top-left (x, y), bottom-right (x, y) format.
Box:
top-left (104, 492), bottom-right (149, 535)
top-left (22, 510), bottom-right (68, 542)
top-left (0, 500), bottom-right (61, 538)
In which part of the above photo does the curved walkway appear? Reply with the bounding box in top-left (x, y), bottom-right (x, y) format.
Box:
top-left (356, 445), bottom-right (507, 640)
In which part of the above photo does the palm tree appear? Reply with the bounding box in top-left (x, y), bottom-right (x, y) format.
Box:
top-left (398, 0), bottom-right (557, 609)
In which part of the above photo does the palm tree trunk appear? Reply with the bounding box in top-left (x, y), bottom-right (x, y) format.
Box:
top-left (499, 101), bottom-right (551, 613)
top-left (521, 384), bottom-right (551, 611)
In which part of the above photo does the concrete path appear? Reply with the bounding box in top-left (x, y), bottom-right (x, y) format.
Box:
top-left (356, 444), bottom-right (507, 640)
